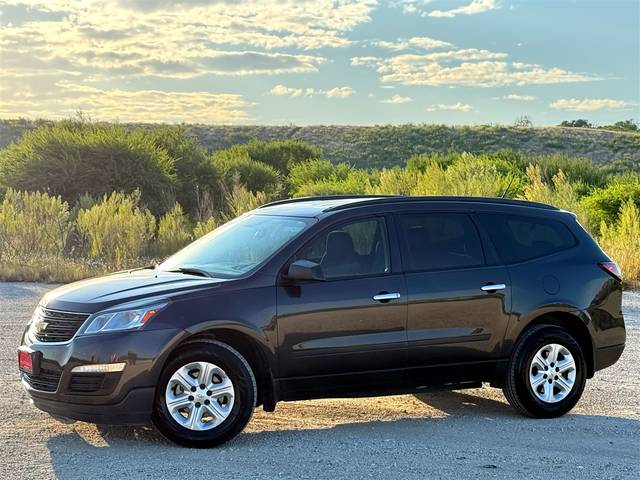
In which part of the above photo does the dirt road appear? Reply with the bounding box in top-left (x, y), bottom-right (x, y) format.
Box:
top-left (1, 282), bottom-right (638, 479)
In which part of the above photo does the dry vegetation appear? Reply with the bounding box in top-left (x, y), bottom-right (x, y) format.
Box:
top-left (0, 119), bottom-right (639, 285)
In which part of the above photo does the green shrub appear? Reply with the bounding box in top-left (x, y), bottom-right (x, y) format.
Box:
top-left (213, 148), bottom-right (282, 195)
top-left (582, 174), bottom-right (640, 228)
top-left (243, 139), bottom-right (321, 173)
top-left (522, 164), bottom-right (590, 227)
top-left (76, 191), bottom-right (155, 267)
top-left (515, 154), bottom-right (603, 190)
top-left (0, 189), bottom-right (70, 259)
top-left (157, 203), bottom-right (192, 256)
top-left (0, 121), bottom-right (176, 215)
top-left (224, 181), bottom-right (270, 220)
top-left (288, 159), bottom-right (352, 195)
top-left (368, 168), bottom-right (417, 195)
top-left (294, 169), bottom-right (371, 196)
top-left (193, 217), bottom-right (218, 239)
top-left (599, 199), bottom-right (640, 283)
top-left (145, 125), bottom-right (222, 216)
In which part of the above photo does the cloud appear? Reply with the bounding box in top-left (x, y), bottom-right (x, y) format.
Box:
top-left (353, 49), bottom-right (598, 87)
top-left (549, 98), bottom-right (635, 112)
top-left (325, 87), bottom-right (355, 98)
top-left (0, 0), bottom-right (375, 94)
top-left (0, 79), bottom-right (251, 123)
top-left (270, 85), bottom-right (304, 98)
top-left (426, 102), bottom-right (473, 112)
top-left (381, 94), bottom-right (412, 104)
top-left (270, 85), bottom-right (355, 99)
top-left (427, 0), bottom-right (498, 18)
top-left (373, 37), bottom-right (453, 51)
top-left (499, 94), bottom-right (536, 101)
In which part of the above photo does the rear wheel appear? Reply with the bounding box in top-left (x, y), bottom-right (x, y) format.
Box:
top-left (152, 340), bottom-right (256, 447)
top-left (503, 325), bottom-right (586, 418)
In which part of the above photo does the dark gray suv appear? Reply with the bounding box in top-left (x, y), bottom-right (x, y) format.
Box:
top-left (19, 196), bottom-right (625, 447)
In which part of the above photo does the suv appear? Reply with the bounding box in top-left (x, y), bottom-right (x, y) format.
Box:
top-left (19, 196), bottom-right (625, 447)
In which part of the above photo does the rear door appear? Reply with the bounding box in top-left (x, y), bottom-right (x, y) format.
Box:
top-left (396, 212), bottom-right (511, 375)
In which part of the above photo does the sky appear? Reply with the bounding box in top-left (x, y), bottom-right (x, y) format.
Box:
top-left (0, 0), bottom-right (638, 126)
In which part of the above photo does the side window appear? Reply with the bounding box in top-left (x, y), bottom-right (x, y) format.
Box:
top-left (297, 218), bottom-right (390, 279)
top-left (399, 213), bottom-right (485, 271)
top-left (479, 214), bottom-right (577, 264)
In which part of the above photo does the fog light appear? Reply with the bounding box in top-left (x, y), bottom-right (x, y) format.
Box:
top-left (71, 363), bottom-right (126, 373)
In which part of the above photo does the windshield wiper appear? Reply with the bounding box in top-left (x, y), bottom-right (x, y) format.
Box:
top-left (165, 267), bottom-right (212, 278)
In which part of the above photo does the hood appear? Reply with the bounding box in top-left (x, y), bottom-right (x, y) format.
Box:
top-left (41, 269), bottom-right (229, 313)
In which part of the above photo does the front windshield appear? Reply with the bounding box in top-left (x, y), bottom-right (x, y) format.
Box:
top-left (160, 214), bottom-right (313, 278)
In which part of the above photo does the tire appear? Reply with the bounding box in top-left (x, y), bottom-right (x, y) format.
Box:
top-left (503, 324), bottom-right (587, 418)
top-left (152, 339), bottom-right (257, 448)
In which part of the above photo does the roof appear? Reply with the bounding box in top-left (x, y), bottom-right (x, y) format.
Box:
top-left (256, 195), bottom-right (558, 217)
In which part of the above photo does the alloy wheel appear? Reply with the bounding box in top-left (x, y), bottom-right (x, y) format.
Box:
top-left (165, 361), bottom-right (235, 431)
top-left (528, 343), bottom-right (576, 403)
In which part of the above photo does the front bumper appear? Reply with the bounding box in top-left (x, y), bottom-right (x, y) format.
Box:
top-left (20, 327), bottom-right (185, 425)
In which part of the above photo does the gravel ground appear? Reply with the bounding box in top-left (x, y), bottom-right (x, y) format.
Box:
top-left (1, 282), bottom-right (638, 480)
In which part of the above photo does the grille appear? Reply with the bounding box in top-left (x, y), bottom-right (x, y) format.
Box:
top-left (32, 308), bottom-right (90, 343)
top-left (69, 373), bottom-right (105, 393)
top-left (23, 368), bottom-right (61, 392)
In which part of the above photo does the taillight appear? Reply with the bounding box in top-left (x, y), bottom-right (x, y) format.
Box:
top-left (599, 262), bottom-right (622, 281)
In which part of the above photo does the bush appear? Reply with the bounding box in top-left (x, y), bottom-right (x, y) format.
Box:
top-left (0, 189), bottom-right (70, 259)
top-left (294, 169), bottom-right (371, 196)
top-left (213, 148), bottom-right (282, 195)
top-left (582, 174), bottom-right (640, 228)
top-left (288, 159), bottom-right (352, 195)
top-left (193, 217), bottom-right (218, 239)
top-left (224, 181), bottom-right (270, 219)
top-left (243, 139), bottom-right (321, 173)
top-left (0, 121), bottom-right (176, 215)
top-left (145, 126), bottom-right (222, 216)
top-left (599, 200), bottom-right (640, 283)
top-left (516, 154), bottom-right (603, 190)
top-left (368, 168), bottom-right (417, 195)
top-left (76, 191), bottom-right (155, 267)
top-left (157, 203), bottom-right (192, 256)
top-left (522, 164), bottom-right (590, 227)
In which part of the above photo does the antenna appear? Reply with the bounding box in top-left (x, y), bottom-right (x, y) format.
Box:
top-left (500, 175), bottom-right (516, 198)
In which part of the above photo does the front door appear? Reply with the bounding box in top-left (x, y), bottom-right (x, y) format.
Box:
top-left (396, 212), bottom-right (511, 378)
top-left (276, 216), bottom-right (407, 390)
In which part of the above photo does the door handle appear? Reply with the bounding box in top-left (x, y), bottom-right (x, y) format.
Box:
top-left (373, 292), bottom-right (401, 302)
top-left (481, 283), bottom-right (506, 292)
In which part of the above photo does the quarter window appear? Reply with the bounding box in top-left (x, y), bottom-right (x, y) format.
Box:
top-left (296, 218), bottom-right (390, 279)
top-left (479, 214), bottom-right (577, 264)
top-left (399, 213), bottom-right (485, 271)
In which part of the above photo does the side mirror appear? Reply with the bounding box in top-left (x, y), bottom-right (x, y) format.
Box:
top-left (286, 259), bottom-right (325, 282)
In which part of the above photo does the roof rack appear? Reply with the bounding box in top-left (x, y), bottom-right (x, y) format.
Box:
top-left (258, 195), bottom-right (558, 212)
top-left (323, 196), bottom-right (558, 212)
top-left (258, 195), bottom-right (402, 209)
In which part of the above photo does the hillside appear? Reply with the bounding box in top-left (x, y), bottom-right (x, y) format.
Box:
top-left (1, 119), bottom-right (638, 168)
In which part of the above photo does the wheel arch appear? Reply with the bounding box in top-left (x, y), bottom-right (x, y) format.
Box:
top-left (162, 323), bottom-right (278, 412)
top-left (514, 310), bottom-right (595, 378)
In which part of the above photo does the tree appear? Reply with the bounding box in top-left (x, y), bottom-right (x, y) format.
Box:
top-left (559, 119), bottom-right (593, 128)
top-left (514, 115), bottom-right (533, 127)
top-left (600, 119), bottom-right (639, 132)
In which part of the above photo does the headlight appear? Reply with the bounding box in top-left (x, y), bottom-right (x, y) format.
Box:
top-left (80, 301), bottom-right (168, 335)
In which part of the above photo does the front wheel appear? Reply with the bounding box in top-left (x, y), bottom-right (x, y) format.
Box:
top-left (152, 340), bottom-right (257, 447)
top-left (503, 325), bottom-right (587, 418)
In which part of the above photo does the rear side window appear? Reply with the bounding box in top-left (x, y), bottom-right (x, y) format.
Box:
top-left (479, 214), bottom-right (577, 264)
top-left (398, 213), bottom-right (485, 271)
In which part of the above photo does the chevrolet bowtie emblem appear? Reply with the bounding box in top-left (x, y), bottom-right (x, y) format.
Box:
top-left (34, 320), bottom-right (48, 332)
